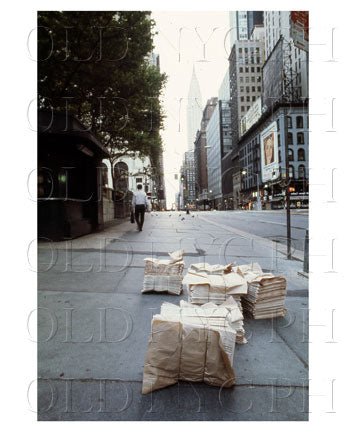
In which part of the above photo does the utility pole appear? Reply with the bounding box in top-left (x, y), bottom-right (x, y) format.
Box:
top-left (284, 108), bottom-right (292, 259)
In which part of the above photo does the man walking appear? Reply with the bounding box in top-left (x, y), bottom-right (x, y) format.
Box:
top-left (132, 184), bottom-right (150, 231)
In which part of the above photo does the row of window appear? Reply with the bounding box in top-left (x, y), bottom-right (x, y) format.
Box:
top-left (277, 115), bottom-right (305, 130)
top-left (239, 47), bottom-right (260, 54)
top-left (239, 76), bottom-right (261, 83)
top-left (240, 95), bottom-right (258, 103)
top-left (278, 132), bottom-right (305, 146)
top-left (238, 56), bottom-right (261, 65)
top-left (244, 165), bottom-right (307, 188)
top-left (240, 86), bottom-right (262, 93)
top-left (239, 66), bottom-right (261, 74)
top-left (278, 148), bottom-right (306, 162)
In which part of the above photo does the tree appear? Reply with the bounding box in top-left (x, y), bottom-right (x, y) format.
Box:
top-left (38, 11), bottom-right (167, 186)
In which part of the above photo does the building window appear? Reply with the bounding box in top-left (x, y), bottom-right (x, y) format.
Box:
top-left (289, 165), bottom-right (295, 178)
top-left (298, 148), bottom-right (305, 161)
top-left (276, 119), bottom-right (280, 131)
top-left (287, 116), bottom-right (292, 128)
top-left (239, 66), bottom-right (243, 73)
top-left (296, 116), bottom-right (304, 128)
top-left (278, 134), bottom-right (281, 147)
top-left (241, 106), bottom-right (245, 112)
top-left (246, 86), bottom-right (249, 92)
top-left (245, 67), bottom-right (249, 73)
top-left (288, 149), bottom-right (294, 161)
top-left (240, 96), bottom-right (244, 102)
top-left (252, 96), bottom-right (256, 101)
top-left (245, 76), bottom-right (249, 83)
top-left (257, 76), bottom-right (261, 82)
top-left (288, 132), bottom-right (293, 145)
top-left (257, 86), bottom-right (261, 91)
top-left (297, 132), bottom-right (304, 144)
top-left (279, 150), bottom-right (281, 163)
top-left (251, 76), bottom-right (255, 82)
top-left (240, 76), bottom-right (244, 83)
top-left (257, 67), bottom-right (261, 72)
top-left (298, 165), bottom-right (306, 179)
top-left (239, 48), bottom-right (242, 54)
top-left (252, 86), bottom-right (255, 92)
top-left (246, 96), bottom-right (250, 102)
top-left (251, 67), bottom-right (255, 72)
top-left (240, 86), bottom-right (244, 92)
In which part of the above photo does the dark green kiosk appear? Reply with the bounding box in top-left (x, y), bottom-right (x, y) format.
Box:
top-left (38, 110), bottom-right (109, 241)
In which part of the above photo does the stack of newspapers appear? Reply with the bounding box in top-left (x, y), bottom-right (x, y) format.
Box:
top-left (182, 262), bottom-right (248, 305)
top-left (142, 300), bottom-right (237, 394)
top-left (142, 249), bottom-right (184, 295)
top-left (220, 296), bottom-right (247, 344)
top-left (239, 264), bottom-right (287, 319)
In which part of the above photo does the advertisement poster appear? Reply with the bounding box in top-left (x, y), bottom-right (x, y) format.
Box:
top-left (260, 121), bottom-right (280, 182)
top-left (240, 97), bottom-right (262, 137)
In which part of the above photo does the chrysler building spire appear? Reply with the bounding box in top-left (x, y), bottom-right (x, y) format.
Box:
top-left (186, 65), bottom-right (202, 151)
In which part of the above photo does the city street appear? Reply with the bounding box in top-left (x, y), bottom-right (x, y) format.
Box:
top-left (37, 211), bottom-right (308, 421)
top-left (202, 210), bottom-right (308, 252)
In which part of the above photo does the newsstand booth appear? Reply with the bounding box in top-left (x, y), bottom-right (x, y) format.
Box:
top-left (38, 110), bottom-right (109, 241)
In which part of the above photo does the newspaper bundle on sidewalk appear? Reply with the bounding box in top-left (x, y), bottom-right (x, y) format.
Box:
top-left (236, 263), bottom-right (287, 319)
top-left (182, 262), bottom-right (248, 306)
top-left (220, 296), bottom-right (248, 344)
top-left (142, 249), bottom-right (184, 295)
top-left (142, 300), bottom-right (237, 394)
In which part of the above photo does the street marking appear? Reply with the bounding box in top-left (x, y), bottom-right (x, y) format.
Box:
top-left (198, 215), bottom-right (304, 261)
top-left (257, 219), bottom-right (307, 231)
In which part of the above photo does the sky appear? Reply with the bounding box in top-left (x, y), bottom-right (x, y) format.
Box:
top-left (151, 11), bottom-right (230, 207)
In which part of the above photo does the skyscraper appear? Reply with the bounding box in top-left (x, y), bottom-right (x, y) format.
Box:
top-left (186, 65), bottom-right (202, 152)
top-left (194, 98), bottom-right (218, 203)
top-left (229, 11), bottom-right (264, 50)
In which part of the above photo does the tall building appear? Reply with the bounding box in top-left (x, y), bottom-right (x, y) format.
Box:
top-left (186, 65), bottom-right (202, 151)
top-left (181, 151), bottom-right (196, 208)
top-left (229, 38), bottom-right (265, 145)
top-left (229, 11), bottom-right (264, 49)
top-left (206, 99), bottom-right (222, 208)
top-left (219, 100), bottom-right (232, 157)
top-left (263, 11), bottom-right (308, 99)
top-left (194, 98), bottom-right (218, 203)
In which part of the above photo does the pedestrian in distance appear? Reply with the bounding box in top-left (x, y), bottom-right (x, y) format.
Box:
top-left (132, 184), bottom-right (150, 232)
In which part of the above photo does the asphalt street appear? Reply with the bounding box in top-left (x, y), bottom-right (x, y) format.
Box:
top-left (37, 211), bottom-right (309, 421)
top-left (203, 210), bottom-right (308, 252)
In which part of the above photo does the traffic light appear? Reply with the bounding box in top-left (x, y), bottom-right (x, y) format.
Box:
top-left (288, 187), bottom-right (295, 192)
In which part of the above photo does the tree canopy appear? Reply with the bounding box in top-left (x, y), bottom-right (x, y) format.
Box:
top-left (38, 11), bottom-right (167, 171)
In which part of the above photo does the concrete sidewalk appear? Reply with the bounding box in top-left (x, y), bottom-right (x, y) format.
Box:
top-left (37, 211), bottom-right (308, 421)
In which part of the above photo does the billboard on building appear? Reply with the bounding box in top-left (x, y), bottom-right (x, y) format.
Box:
top-left (262, 38), bottom-right (284, 111)
top-left (260, 121), bottom-right (280, 182)
top-left (290, 11), bottom-right (309, 53)
top-left (240, 97), bottom-right (262, 136)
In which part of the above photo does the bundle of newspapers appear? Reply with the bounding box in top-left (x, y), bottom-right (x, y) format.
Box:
top-left (236, 263), bottom-right (287, 319)
top-left (142, 249), bottom-right (184, 295)
top-left (182, 262), bottom-right (248, 306)
top-left (142, 300), bottom-right (238, 394)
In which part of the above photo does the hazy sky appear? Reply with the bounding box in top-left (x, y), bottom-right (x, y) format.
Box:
top-left (151, 11), bottom-right (230, 207)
